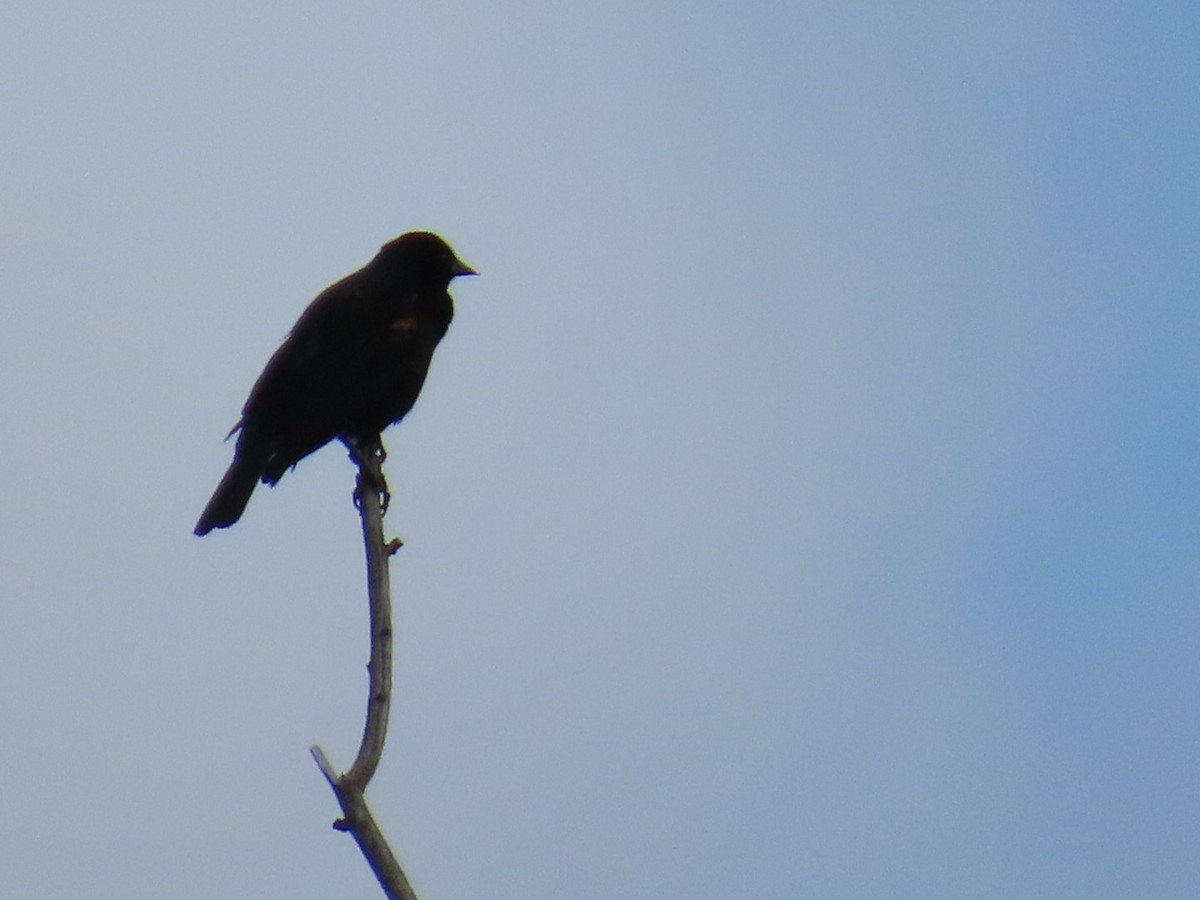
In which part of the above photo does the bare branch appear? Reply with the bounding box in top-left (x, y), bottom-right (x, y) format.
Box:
top-left (345, 450), bottom-right (393, 789)
top-left (310, 439), bottom-right (419, 900)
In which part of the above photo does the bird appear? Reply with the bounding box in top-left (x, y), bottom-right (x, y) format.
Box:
top-left (194, 231), bottom-right (476, 536)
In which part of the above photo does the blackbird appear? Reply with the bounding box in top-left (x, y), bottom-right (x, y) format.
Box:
top-left (194, 231), bottom-right (475, 536)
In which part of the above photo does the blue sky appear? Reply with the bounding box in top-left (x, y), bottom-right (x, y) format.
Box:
top-left (2, 3), bottom-right (1197, 898)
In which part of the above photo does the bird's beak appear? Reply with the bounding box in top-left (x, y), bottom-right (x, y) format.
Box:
top-left (451, 258), bottom-right (478, 278)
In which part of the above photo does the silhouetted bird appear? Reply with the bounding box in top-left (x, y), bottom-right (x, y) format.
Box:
top-left (194, 231), bottom-right (475, 536)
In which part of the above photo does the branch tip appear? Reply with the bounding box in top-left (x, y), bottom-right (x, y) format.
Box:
top-left (310, 744), bottom-right (340, 785)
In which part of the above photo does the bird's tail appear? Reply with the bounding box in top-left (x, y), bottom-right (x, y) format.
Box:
top-left (194, 452), bottom-right (263, 536)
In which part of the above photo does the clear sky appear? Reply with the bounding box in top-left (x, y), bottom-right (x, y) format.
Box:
top-left (2, 3), bottom-right (1197, 898)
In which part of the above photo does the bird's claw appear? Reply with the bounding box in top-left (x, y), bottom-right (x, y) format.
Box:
top-left (353, 472), bottom-right (390, 514)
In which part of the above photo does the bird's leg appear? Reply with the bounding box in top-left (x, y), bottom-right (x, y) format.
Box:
top-left (343, 433), bottom-right (387, 470)
top-left (344, 434), bottom-right (391, 515)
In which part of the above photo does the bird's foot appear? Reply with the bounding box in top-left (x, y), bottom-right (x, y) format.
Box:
top-left (344, 435), bottom-right (390, 515)
top-left (352, 473), bottom-right (391, 516)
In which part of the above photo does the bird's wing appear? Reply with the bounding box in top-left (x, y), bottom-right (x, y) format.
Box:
top-left (239, 274), bottom-right (421, 429)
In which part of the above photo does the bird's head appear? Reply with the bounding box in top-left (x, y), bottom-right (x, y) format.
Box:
top-left (375, 231), bottom-right (477, 285)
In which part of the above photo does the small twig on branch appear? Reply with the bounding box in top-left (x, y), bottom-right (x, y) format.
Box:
top-left (310, 438), bottom-right (418, 900)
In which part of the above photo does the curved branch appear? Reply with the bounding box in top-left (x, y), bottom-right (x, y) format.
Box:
top-left (311, 439), bottom-right (418, 900)
top-left (345, 446), bottom-right (395, 788)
